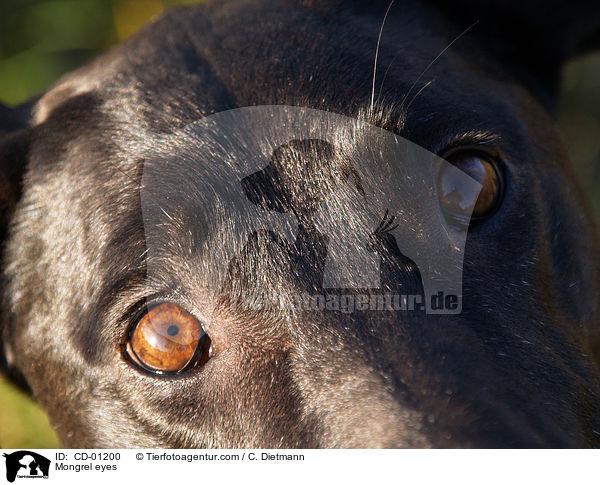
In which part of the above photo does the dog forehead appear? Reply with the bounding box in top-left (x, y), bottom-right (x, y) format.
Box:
top-left (29, 0), bottom-right (516, 132)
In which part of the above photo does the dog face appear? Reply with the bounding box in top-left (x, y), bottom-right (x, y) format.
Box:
top-left (1, 0), bottom-right (600, 447)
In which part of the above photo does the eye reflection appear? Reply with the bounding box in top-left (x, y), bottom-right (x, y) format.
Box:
top-left (438, 151), bottom-right (504, 226)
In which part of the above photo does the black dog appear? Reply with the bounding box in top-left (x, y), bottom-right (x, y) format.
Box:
top-left (1, 0), bottom-right (600, 448)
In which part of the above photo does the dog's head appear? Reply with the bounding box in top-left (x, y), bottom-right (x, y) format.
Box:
top-left (1, 0), bottom-right (600, 447)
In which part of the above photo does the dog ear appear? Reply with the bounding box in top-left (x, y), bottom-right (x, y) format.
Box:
top-left (0, 99), bottom-right (36, 391)
top-left (429, 1), bottom-right (600, 107)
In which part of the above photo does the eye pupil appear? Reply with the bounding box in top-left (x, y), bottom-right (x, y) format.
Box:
top-left (126, 302), bottom-right (211, 374)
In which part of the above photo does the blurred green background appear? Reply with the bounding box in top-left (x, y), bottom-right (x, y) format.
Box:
top-left (0, 0), bottom-right (599, 449)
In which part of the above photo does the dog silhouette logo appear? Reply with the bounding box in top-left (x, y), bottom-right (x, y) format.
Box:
top-left (241, 138), bottom-right (424, 297)
top-left (241, 138), bottom-right (365, 290)
top-left (3, 451), bottom-right (50, 482)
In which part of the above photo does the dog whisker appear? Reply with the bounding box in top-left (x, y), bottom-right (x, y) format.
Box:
top-left (370, 0), bottom-right (396, 113)
top-left (399, 20), bottom-right (479, 115)
top-left (404, 79), bottom-right (435, 113)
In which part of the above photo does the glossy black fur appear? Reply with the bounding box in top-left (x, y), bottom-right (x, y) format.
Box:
top-left (1, 0), bottom-right (600, 447)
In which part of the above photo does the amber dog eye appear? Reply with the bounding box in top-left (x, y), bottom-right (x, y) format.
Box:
top-left (438, 150), bottom-right (504, 226)
top-left (125, 302), bottom-right (211, 374)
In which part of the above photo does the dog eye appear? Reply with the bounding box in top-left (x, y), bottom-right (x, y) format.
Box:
top-left (438, 150), bottom-right (504, 226)
top-left (125, 302), bottom-right (211, 374)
